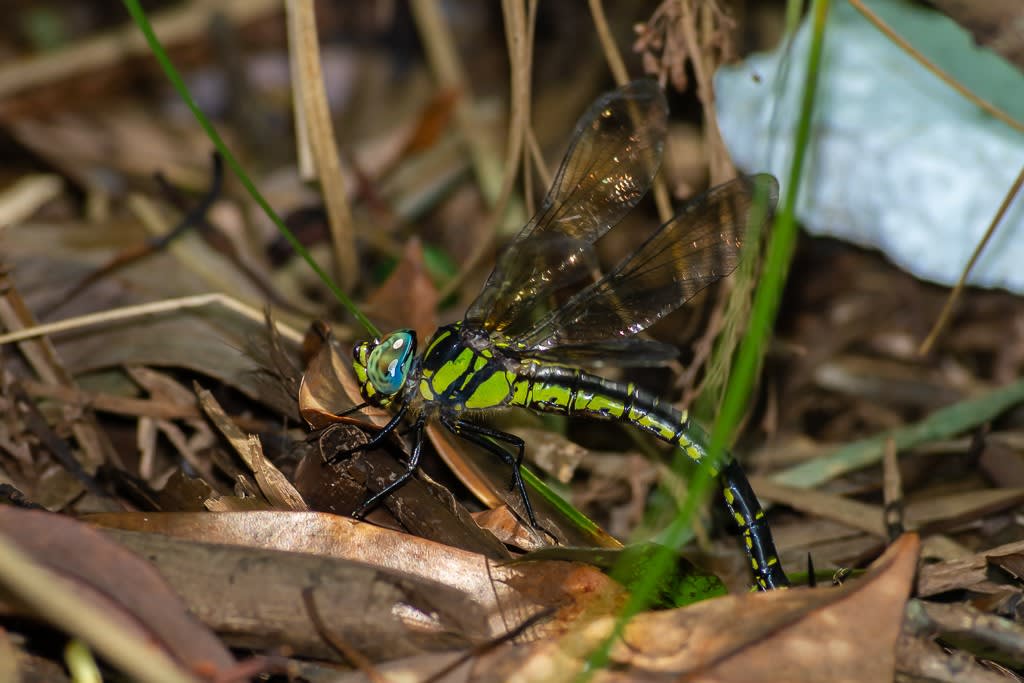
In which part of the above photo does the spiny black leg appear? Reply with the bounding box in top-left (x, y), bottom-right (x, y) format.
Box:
top-left (440, 416), bottom-right (538, 528)
top-left (441, 416), bottom-right (525, 492)
top-left (352, 414), bottom-right (426, 518)
top-left (325, 402), bottom-right (408, 465)
top-left (719, 459), bottom-right (790, 590)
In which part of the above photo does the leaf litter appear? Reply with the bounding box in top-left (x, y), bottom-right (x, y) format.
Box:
top-left (1, 2), bottom-right (1024, 682)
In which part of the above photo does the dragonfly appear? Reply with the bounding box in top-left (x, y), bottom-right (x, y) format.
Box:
top-left (333, 79), bottom-right (789, 590)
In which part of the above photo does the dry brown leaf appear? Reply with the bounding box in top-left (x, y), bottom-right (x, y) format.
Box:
top-left (0, 506), bottom-right (234, 674)
top-left (195, 383), bottom-right (307, 511)
top-left (294, 438), bottom-right (517, 558)
top-left (472, 533), bottom-right (919, 682)
top-left (9, 107), bottom-right (211, 192)
top-left (96, 525), bottom-right (482, 662)
top-left (400, 88), bottom-right (461, 157)
top-left (917, 539), bottom-right (1024, 597)
top-left (85, 510), bottom-right (621, 641)
top-left (620, 534), bottom-right (918, 681)
top-left (908, 487), bottom-right (1024, 530)
top-left (429, 423), bottom-right (621, 551)
top-left (363, 236), bottom-right (439, 342)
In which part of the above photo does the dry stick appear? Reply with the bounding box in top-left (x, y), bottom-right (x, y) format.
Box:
top-left (919, 165), bottom-right (1024, 355)
top-left (525, 127), bottom-right (553, 191)
top-left (0, 271), bottom-right (114, 469)
top-left (433, 0), bottom-right (534, 302)
top-left (0, 0), bottom-right (280, 106)
top-left (0, 293), bottom-right (305, 348)
top-left (520, 0), bottom-right (540, 217)
top-left (301, 588), bottom-right (389, 683)
top-left (286, 3), bottom-right (313, 180)
top-left (286, 0), bottom-right (358, 292)
top-left (849, 0), bottom-right (1024, 135)
top-left (882, 437), bottom-right (904, 542)
top-left (587, 0), bottom-right (673, 225)
top-left (409, 0), bottom-right (505, 206)
top-left (676, 0), bottom-right (734, 185)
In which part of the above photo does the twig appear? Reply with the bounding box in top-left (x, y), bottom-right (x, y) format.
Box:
top-left (675, 0), bottom-right (735, 184)
top-left (918, 165), bottom-right (1024, 355)
top-left (0, 174), bottom-right (63, 228)
top-left (849, 0), bottom-right (1024, 134)
top-left (433, 0), bottom-right (534, 302)
top-left (0, 269), bottom-right (114, 469)
top-left (0, 0), bottom-right (280, 111)
top-left (285, 0), bottom-right (359, 291)
top-left (588, 0), bottom-right (673, 224)
top-left (0, 293), bottom-right (304, 347)
top-left (882, 437), bottom-right (904, 542)
top-left (301, 588), bottom-right (388, 683)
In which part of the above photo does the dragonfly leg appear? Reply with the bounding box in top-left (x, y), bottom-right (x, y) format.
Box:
top-left (440, 416), bottom-right (538, 528)
top-left (325, 402), bottom-right (408, 465)
top-left (352, 414), bottom-right (426, 518)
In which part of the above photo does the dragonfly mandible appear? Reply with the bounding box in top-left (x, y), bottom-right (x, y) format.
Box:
top-left (332, 79), bottom-right (788, 590)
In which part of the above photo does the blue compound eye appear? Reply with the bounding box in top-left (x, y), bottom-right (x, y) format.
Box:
top-left (366, 331), bottom-right (415, 395)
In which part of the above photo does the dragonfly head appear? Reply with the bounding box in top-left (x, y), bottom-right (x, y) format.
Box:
top-left (353, 330), bottom-right (417, 405)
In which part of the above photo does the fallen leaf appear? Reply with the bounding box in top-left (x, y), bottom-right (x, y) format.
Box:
top-left (86, 510), bottom-right (623, 641)
top-left (917, 539), bottom-right (1024, 597)
top-left (475, 534), bottom-right (921, 682)
top-left (0, 507), bottom-right (234, 673)
top-left (195, 383), bottom-right (307, 511)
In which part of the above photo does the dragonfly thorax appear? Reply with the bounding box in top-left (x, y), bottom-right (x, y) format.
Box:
top-left (353, 330), bottom-right (417, 404)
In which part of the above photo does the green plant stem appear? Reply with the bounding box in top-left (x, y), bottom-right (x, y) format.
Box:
top-left (120, 0), bottom-right (380, 338)
top-left (579, 1), bottom-right (831, 679)
top-left (774, 376), bottom-right (1024, 489)
top-left (708, 0), bottom-right (829, 465)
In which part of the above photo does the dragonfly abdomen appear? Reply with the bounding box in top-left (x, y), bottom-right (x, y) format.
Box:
top-left (516, 363), bottom-right (787, 590)
top-left (515, 365), bottom-right (711, 469)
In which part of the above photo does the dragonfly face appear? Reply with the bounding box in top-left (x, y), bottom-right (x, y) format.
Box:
top-left (353, 330), bottom-right (417, 406)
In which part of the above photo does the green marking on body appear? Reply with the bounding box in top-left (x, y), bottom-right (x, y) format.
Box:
top-left (465, 370), bottom-right (515, 409)
top-left (432, 347), bottom-right (474, 393)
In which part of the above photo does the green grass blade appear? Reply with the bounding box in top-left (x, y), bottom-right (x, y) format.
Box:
top-left (708, 0), bottom-right (829, 477)
top-left (774, 376), bottom-right (1024, 489)
top-left (578, 0), bottom-right (831, 679)
top-left (119, 0), bottom-right (380, 338)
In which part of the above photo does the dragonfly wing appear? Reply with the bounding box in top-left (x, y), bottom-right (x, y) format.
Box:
top-left (529, 338), bottom-right (679, 367)
top-left (513, 175), bottom-right (779, 353)
top-left (465, 80), bottom-right (667, 336)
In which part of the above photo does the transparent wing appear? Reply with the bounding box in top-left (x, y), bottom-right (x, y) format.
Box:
top-left (511, 175), bottom-right (778, 356)
top-left (528, 338), bottom-right (679, 367)
top-left (465, 80), bottom-right (667, 337)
